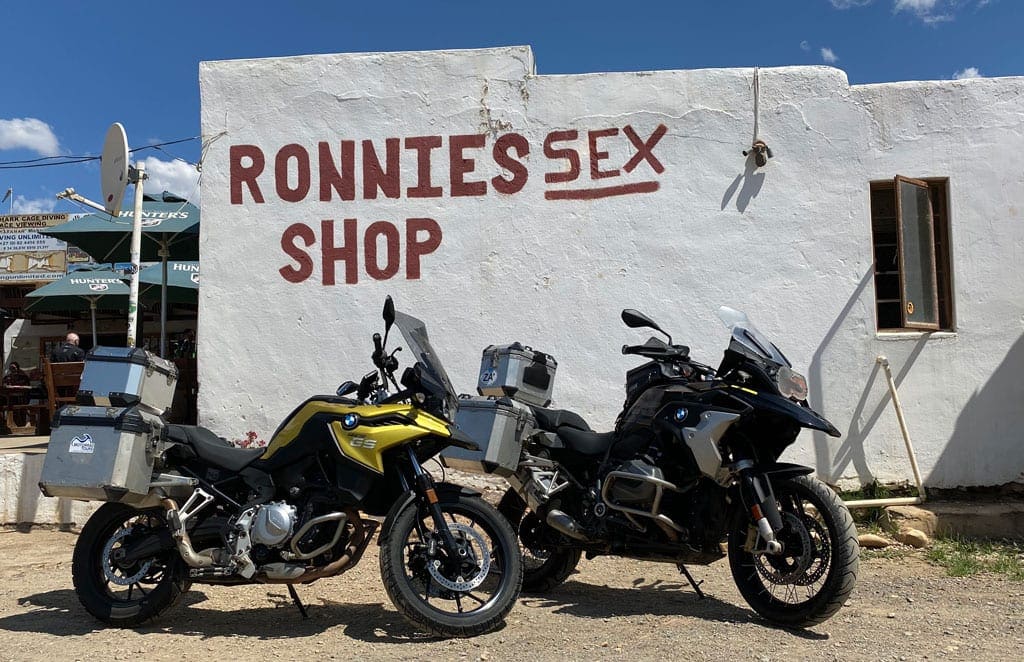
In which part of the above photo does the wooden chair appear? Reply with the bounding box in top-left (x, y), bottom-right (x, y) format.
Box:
top-left (42, 359), bottom-right (86, 431)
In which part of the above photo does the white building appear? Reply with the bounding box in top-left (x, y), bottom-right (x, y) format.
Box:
top-left (197, 46), bottom-right (1024, 489)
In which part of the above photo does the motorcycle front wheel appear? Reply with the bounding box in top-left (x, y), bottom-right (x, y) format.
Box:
top-left (379, 493), bottom-right (523, 638)
top-left (72, 503), bottom-right (187, 627)
top-left (728, 475), bottom-right (860, 628)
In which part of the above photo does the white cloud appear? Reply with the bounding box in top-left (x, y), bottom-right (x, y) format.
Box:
top-left (0, 118), bottom-right (61, 156)
top-left (12, 195), bottom-right (57, 214)
top-left (821, 47), bottom-right (839, 63)
top-left (953, 66), bottom-right (982, 79)
top-left (141, 156), bottom-right (201, 202)
top-left (800, 40), bottom-right (811, 51)
top-left (893, 0), bottom-right (956, 24)
top-left (894, 0), bottom-right (938, 11)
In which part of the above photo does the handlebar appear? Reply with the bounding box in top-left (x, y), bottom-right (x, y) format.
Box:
top-left (621, 343), bottom-right (690, 360)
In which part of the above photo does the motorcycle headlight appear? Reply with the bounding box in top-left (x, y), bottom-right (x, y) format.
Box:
top-left (776, 365), bottom-right (808, 401)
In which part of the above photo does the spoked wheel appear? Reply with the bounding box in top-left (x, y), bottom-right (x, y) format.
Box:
top-left (380, 494), bottom-right (523, 638)
top-left (72, 503), bottom-right (187, 627)
top-left (728, 475), bottom-right (860, 628)
top-left (498, 489), bottom-right (581, 593)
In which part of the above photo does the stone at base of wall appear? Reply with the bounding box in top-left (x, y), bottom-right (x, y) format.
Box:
top-left (883, 503), bottom-right (1024, 540)
top-left (0, 454), bottom-right (100, 526)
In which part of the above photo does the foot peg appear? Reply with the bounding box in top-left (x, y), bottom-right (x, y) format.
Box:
top-left (546, 509), bottom-right (590, 541)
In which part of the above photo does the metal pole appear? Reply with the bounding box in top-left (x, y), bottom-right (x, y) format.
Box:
top-left (126, 163), bottom-right (146, 348)
top-left (878, 355), bottom-right (926, 498)
top-left (160, 246), bottom-right (169, 357)
top-left (90, 300), bottom-right (98, 347)
top-left (844, 355), bottom-right (927, 510)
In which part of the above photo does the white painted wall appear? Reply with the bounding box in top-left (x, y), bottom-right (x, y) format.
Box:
top-left (198, 46), bottom-right (1024, 488)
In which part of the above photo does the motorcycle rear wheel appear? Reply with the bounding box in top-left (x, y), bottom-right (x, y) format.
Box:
top-left (728, 475), bottom-right (859, 628)
top-left (498, 489), bottom-right (582, 593)
top-left (72, 503), bottom-right (187, 627)
top-left (380, 494), bottom-right (523, 638)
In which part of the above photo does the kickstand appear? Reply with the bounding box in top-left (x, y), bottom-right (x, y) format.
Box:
top-left (677, 564), bottom-right (706, 600)
top-left (287, 583), bottom-right (310, 619)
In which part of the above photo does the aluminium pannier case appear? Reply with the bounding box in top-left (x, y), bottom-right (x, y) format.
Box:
top-left (476, 343), bottom-right (557, 407)
top-left (77, 346), bottom-right (178, 415)
top-left (442, 395), bottom-right (535, 477)
top-left (38, 405), bottom-right (164, 505)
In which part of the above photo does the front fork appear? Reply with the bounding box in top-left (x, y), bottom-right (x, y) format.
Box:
top-left (403, 447), bottom-right (468, 564)
top-left (737, 464), bottom-right (785, 554)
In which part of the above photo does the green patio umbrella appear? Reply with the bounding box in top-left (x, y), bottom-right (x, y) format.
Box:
top-left (24, 269), bottom-right (130, 347)
top-left (42, 194), bottom-right (199, 356)
top-left (138, 260), bottom-right (198, 304)
top-left (41, 198), bottom-right (199, 263)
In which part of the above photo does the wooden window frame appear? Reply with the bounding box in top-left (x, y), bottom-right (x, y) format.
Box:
top-left (870, 177), bottom-right (954, 332)
top-left (894, 175), bottom-right (941, 331)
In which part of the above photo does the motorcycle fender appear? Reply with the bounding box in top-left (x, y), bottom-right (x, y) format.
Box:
top-left (755, 462), bottom-right (816, 480)
top-left (729, 389), bottom-right (841, 437)
top-left (377, 483), bottom-right (482, 545)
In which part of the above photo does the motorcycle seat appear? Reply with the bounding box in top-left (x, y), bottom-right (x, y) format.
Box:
top-left (165, 424), bottom-right (265, 472)
top-left (529, 406), bottom-right (592, 432)
top-left (557, 427), bottom-right (615, 456)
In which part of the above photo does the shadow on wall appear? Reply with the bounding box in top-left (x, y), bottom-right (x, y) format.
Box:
top-left (806, 267), bottom-right (935, 487)
top-left (807, 268), bottom-right (873, 484)
top-left (720, 153), bottom-right (765, 213)
top-left (829, 335), bottom-right (929, 486)
top-left (930, 333), bottom-right (1024, 488)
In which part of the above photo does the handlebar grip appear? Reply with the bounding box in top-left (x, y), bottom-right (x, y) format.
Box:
top-left (621, 344), bottom-right (638, 355)
top-left (372, 333), bottom-right (384, 367)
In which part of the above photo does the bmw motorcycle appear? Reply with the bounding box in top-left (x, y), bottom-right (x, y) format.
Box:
top-left (498, 306), bottom-right (858, 627)
top-left (70, 297), bottom-right (522, 637)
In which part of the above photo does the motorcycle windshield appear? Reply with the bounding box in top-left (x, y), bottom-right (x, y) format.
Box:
top-left (393, 310), bottom-right (459, 415)
top-left (717, 306), bottom-right (791, 367)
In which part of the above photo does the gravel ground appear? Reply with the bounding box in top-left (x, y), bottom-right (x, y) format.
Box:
top-left (1, 526), bottom-right (1022, 661)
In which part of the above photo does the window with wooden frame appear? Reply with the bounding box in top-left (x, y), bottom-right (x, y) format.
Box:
top-left (869, 177), bottom-right (954, 331)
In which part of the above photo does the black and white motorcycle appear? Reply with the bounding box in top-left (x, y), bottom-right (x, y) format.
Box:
top-left (497, 306), bottom-right (859, 627)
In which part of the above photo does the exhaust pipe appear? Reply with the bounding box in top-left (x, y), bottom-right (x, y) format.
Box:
top-left (546, 509), bottom-right (591, 541)
top-left (162, 498), bottom-right (217, 568)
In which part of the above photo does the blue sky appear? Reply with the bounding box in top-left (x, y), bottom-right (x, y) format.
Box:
top-left (1, 0), bottom-right (1019, 216)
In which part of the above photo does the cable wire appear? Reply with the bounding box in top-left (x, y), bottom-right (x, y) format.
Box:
top-left (0, 135), bottom-right (202, 169)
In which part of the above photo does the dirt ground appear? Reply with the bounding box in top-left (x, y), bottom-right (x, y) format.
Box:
top-left (1, 528), bottom-right (1022, 661)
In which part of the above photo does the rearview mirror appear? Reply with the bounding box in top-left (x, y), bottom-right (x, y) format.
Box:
top-left (621, 308), bottom-right (672, 344)
top-left (622, 309), bottom-right (659, 330)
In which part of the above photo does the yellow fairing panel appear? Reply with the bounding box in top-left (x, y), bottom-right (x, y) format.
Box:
top-left (262, 400), bottom-right (451, 474)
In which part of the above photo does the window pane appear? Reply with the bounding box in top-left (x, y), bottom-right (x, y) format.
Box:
top-left (896, 177), bottom-right (939, 329)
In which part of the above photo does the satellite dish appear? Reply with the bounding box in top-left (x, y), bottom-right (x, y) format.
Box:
top-left (100, 123), bottom-right (129, 216)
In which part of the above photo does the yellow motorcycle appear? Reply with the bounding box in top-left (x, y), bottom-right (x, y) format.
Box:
top-left (65, 297), bottom-right (523, 637)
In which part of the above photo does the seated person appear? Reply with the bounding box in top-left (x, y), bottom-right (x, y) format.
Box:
top-left (4, 362), bottom-right (30, 387)
top-left (3, 362), bottom-right (31, 428)
top-left (50, 332), bottom-right (86, 362)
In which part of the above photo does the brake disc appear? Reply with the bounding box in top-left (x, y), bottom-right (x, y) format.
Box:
top-left (425, 522), bottom-right (492, 592)
top-left (754, 511), bottom-right (814, 585)
top-left (793, 513), bottom-right (831, 586)
top-left (103, 527), bottom-right (154, 586)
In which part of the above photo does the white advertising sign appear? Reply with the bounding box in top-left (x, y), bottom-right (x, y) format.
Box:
top-left (0, 213), bottom-right (68, 283)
